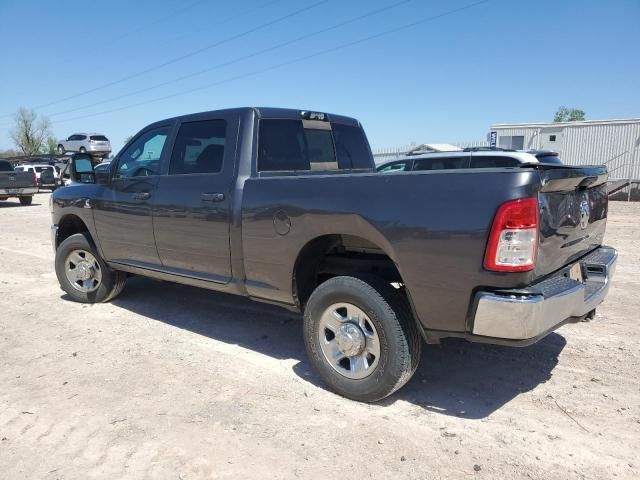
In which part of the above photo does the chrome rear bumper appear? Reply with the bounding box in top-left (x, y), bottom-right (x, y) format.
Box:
top-left (472, 246), bottom-right (617, 341)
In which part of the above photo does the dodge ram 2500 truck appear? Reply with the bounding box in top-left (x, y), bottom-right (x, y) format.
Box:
top-left (50, 107), bottom-right (617, 402)
top-left (0, 159), bottom-right (38, 205)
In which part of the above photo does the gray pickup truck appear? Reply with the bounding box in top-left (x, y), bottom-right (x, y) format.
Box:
top-left (0, 159), bottom-right (38, 205)
top-left (50, 107), bottom-right (617, 402)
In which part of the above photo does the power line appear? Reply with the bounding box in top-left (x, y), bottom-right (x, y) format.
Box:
top-left (53, 0), bottom-right (489, 125)
top-left (101, 0), bottom-right (211, 47)
top-left (45, 0), bottom-right (414, 119)
top-left (0, 0), bottom-right (326, 118)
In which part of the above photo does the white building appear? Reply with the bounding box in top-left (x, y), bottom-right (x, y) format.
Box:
top-left (489, 118), bottom-right (640, 181)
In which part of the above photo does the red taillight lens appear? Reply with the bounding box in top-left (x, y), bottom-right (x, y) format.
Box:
top-left (484, 197), bottom-right (539, 272)
top-left (32, 173), bottom-right (37, 186)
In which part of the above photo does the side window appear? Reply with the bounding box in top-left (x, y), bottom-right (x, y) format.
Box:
top-left (378, 161), bottom-right (409, 173)
top-left (470, 156), bottom-right (520, 168)
top-left (414, 156), bottom-right (469, 171)
top-left (78, 135), bottom-right (87, 141)
top-left (115, 127), bottom-right (170, 178)
top-left (169, 120), bottom-right (226, 175)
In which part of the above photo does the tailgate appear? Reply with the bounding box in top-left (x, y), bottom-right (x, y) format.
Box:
top-left (535, 165), bottom-right (609, 276)
top-left (0, 172), bottom-right (35, 189)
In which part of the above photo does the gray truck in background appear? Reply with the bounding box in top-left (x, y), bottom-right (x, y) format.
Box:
top-left (0, 159), bottom-right (38, 205)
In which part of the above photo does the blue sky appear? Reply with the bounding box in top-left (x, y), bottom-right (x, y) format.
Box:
top-left (0, 0), bottom-right (638, 153)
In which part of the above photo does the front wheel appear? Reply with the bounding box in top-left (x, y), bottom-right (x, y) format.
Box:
top-left (55, 233), bottom-right (126, 303)
top-left (303, 276), bottom-right (421, 402)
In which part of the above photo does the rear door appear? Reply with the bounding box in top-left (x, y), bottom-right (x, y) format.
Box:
top-left (151, 113), bottom-right (238, 283)
top-left (535, 165), bottom-right (609, 276)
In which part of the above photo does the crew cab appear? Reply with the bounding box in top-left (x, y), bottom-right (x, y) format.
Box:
top-left (50, 107), bottom-right (617, 402)
top-left (0, 159), bottom-right (38, 205)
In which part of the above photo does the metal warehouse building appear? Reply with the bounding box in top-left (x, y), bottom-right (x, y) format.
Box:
top-left (490, 118), bottom-right (640, 183)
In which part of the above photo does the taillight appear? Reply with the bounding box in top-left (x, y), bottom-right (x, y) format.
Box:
top-left (89, 139), bottom-right (95, 143)
top-left (484, 197), bottom-right (539, 272)
top-left (32, 173), bottom-right (37, 186)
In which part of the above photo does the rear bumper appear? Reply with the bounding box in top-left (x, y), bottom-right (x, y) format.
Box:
top-left (471, 246), bottom-right (617, 341)
top-left (0, 187), bottom-right (38, 196)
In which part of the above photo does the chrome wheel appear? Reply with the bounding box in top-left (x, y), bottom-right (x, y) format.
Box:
top-left (318, 302), bottom-right (380, 380)
top-left (65, 249), bottom-right (102, 293)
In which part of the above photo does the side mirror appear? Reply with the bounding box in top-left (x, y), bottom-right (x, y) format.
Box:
top-left (70, 154), bottom-right (95, 184)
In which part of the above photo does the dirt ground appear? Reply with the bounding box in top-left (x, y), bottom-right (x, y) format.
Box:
top-left (0, 193), bottom-right (638, 480)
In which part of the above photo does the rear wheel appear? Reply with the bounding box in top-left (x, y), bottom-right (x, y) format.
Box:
top-left (55, 233), bottom-right (126, 303)
top-left (19, 196), bottom-right (32, 206)
top-left (303, 275), bottom-right (421, 402)
top-left (79, 146), bottom-right (86, 153)
top-left (57, 144), bottom-right (65, 154)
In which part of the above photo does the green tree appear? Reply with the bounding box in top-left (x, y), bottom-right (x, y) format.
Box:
top-left (553, 106), bottom-right (586, 122)
top-left (9, 107), bottom-right (52, 156)
top-left (45, 136), bottom-right (58, 155)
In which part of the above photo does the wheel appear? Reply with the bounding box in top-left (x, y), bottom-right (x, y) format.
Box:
top-left (57, 144), bottom-right (65, 154)
top-left (303, 275), bottom-right (421, 402)
top-left (55, 233), bottom-right (126, 303)
top-left (79, 146), bottom-right (86, 153)
top-left (19, 196), bottom-right (32, 206)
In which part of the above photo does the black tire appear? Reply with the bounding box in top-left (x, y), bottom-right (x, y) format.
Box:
top-left (55, 233), bottom-right (126, 303)
top-left (57, 145), bottom-right (65, 154)
top-left (19, 196), bottom-right (32, 206)
top-left (303, 275), bottom-right (421, 402)
top-left (79, 146), bottom-right (86, 153)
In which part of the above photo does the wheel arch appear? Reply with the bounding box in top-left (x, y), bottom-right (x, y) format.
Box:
top-left (56, 214), bottom-right (94, 249)
top-left (292, 233), bottom-right (404, 310)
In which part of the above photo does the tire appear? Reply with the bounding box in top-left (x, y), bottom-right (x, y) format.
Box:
top-left (19, 196), bottom-right (32, 206)
top-left (57, 145), bottom-right (65, 154)
top-left (303, 275), bottom-right (421, 402)
top-left (55, 233), bottom-right (126, 303)
top-left (79, 147), bottom-right (86, 153)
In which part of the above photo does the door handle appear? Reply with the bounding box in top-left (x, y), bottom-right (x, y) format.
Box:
top-left (201, 192), bottom-right (225, 202)
top-left (133, 192), bottom-right (151, 201)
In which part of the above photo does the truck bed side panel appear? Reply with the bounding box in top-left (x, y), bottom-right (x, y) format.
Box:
top-left (241, 169), bottom-right (541, 333)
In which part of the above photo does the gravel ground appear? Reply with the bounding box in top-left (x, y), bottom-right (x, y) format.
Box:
top-left (0, 193), bottom-right (638, 480)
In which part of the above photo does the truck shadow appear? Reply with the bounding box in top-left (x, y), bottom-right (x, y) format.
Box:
top-left (104, 277), bottom-right (565, 419)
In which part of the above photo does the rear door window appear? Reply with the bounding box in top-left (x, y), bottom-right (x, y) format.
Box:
top-left (169, 120), bottom-right (227, 175)
top-left (413, 156), bottom-right (469, 170)
top-left (258, 119), bottom-right (372, 172)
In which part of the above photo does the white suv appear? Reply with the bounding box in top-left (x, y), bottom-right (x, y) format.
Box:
top-left (57, 133), bottom-right (111, 157)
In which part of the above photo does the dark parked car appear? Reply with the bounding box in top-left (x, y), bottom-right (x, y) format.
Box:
top-left (51, 107), bottom-right (616, 402)
top-left (0, 159), bottom-right (38, 205)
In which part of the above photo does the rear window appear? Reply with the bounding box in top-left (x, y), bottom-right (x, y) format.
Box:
top-left (470, 156), bottom-right (520, 168)
top-left (414, 156), bottom-right (469, 170)
top-left (90, 135), bottom-right (109, 141)
top-left (0, 161), bottom-right (14, 172)
top-left (258, 119), bottom-right (372, 172)
top-left (35, 166), bottom-right (52, 173)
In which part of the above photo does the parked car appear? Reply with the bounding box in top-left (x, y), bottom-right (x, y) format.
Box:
top-left (57, 133), bottom-right (111, 157)
top-left (94, 160), bottom-right (111, 173)
top-left (0, 159), bottom-right (38, 205)
top-left (377, 149), bottom-right (545, 173)
top-left (51, 107), bottom-right (616, 402)
top-left (14, 164), bottom-right (60, 190)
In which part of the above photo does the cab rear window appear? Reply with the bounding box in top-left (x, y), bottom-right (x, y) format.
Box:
top-left (258, 119), bottom-right (372, 172)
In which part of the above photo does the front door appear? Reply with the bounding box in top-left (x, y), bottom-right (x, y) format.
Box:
top-left (93, 125), bottom-right (172, 267)
top-left (152, 116), bottom-right (236, 283)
